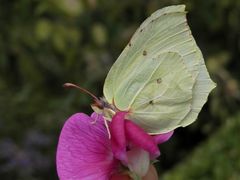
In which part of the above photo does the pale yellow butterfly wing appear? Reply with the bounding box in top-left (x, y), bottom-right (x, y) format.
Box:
top-left (103, 5), bottom-right (216, 134)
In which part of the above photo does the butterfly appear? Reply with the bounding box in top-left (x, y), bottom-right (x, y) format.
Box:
top-left (66, 5), bottom-right (216, 135)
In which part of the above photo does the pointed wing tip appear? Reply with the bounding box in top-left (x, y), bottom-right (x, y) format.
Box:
top-left (168, 4), bottom-right (186, 11)
top-left (150, 4), bottom-right (187, 18)
top-left (210, 81), bottom-right (217, 91)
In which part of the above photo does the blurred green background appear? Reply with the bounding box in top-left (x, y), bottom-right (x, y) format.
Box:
top-left (0, 0), bottom-right (239, 179)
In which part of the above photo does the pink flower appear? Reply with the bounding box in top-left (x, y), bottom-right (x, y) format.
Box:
top-left (109, 112), bottom-right (173, 177)
top-left (56, 112), bottom-right (173, 180)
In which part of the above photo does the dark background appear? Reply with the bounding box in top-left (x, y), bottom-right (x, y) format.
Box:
top-left (0, 0), bottom-right (240, 179)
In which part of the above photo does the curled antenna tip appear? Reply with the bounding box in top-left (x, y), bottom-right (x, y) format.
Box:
top-left (63, 82), bottom-right (99, 102)
top-left (63, 83), bottom-right (77, 88)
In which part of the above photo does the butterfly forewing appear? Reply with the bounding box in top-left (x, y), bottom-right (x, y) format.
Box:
top-left (103, 5), bottom-right (216, 134)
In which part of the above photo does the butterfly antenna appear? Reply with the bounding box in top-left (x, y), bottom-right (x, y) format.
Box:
top-left (63, 83), bottom-right (99, 102)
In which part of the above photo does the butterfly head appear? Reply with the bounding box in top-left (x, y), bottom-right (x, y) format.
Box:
top-left (63, 82), bottom-right (117, 120)
top-left (91, 97), bottom-right (118, 121)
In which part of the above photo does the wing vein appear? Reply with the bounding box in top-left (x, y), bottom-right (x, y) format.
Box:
top-left (128, 56), bottom-right (165, 108)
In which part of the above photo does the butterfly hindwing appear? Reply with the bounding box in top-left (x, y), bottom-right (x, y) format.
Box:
top-left (129, 52), bottom-right (195, 133)
top-left (103, 5), bottom-right (216, 134)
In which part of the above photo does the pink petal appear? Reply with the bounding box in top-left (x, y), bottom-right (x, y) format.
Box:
top-left (153, 131), bottom-right (174, 144)
top-left (109, 112), bottom-right (128, 164)
top-left (124, 120), bottom-right (160, 158)
top-left (56, 113), bottom-right (119, 180)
